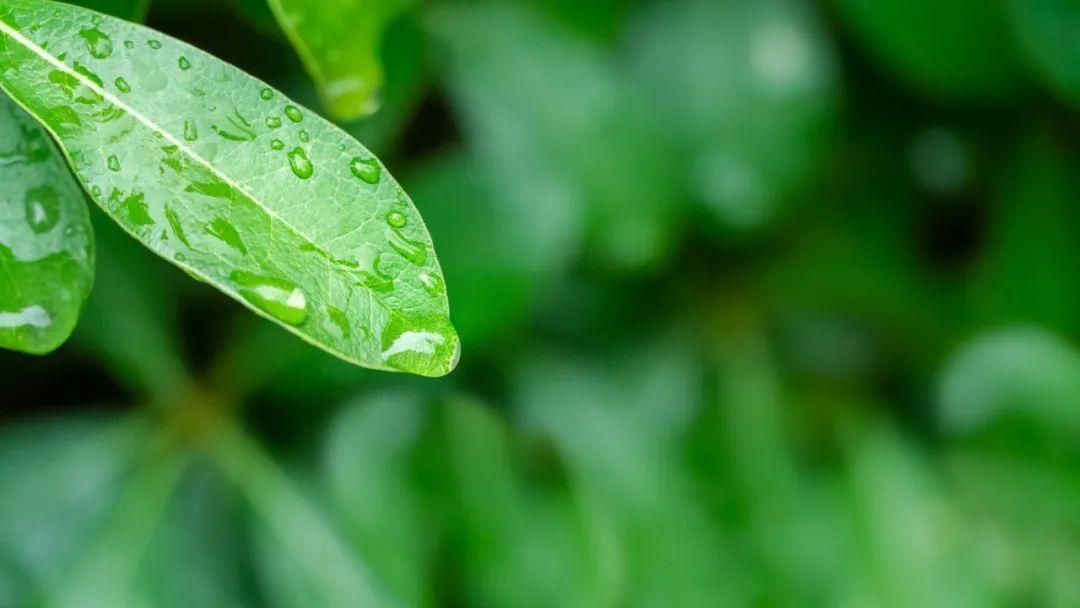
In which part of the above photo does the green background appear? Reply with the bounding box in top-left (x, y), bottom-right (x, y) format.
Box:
top-left (2, 0), bottom-right (1079, 606)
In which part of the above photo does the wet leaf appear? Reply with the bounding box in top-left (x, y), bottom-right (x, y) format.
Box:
top-left (0, 0), bottom-right (457, 376)
top-left (0, 93), bottom-right (94, 355)
top-left (267, 0), bottom-right (406, 121)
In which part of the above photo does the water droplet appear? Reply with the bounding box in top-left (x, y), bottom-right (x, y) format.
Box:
top-left (147, 39), bottom-right (162, 49)
top-left (265, 115), bottom-right (281, 129)
top-left (287, 147), bottom-right (313, 179)
top-left (418, 271), bottom-right (444, 295)
top-left (260, 88), bottom-right (274, 100)
top-left (270, 139), bottom-right (284, 151)
top-left (24, 186), bottom-right (59, 234)
top-left (326, 306), bottom-right (351, 339)
top-left (230, 271), bottom-right (309, 326)
top-left (388, 229), bottom-right (427, 265)
top-left (0, 306), bottom-right (51, 330)
top-left (183, 120), bottom-right (198, 141)
top-left (114, 77), bottom-right (131, 93)
top-left (284, 105), bottom-right (303, 123)
top-left (379, 315), bottom-right (460, 376)
top-left (123, 40), bottom-right (134, 49)
top-left (165, 205), bottom-right (190, 247)
top-left (299, 130), bottom-right (310, 143)
top-left (386, 211), bottom-right (406, 228)
top-left (178, 56), bottom-right (191, 70)
top-left (90, 185), bottom-right (102, 198)
top-left (107, 154), bottom-right (121, 172)
top-left (79, 27), bottom-right (112, 59)
top-left (349, 156), bottom-right (380, 184)
top-left (206, 217), bottom-right (247, 255)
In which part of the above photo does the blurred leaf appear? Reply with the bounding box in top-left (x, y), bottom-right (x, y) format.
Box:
top-left (0, 0), bottom-right (458, 377)
top-left (211, 425), bottom-right (389, 607)
top-left (938, 326), bottom-right (1080, 438)
top-left (515, 346), bottom-right (745, 606)
top-left (832, 0), bottom-right (1029, 102)
top-left (75, 210), bottom-right (190, 403)
top-left (439, 394), bottom-right (611, 607)
top-left (132, 461), bottom-right (250, 608)
top-left (69, 0), bottom-right (150, 21)
top-left (322, 390), bottom-right (432, 606)
top-left (345, 14), bottom-right (429, 156)
top-left (0, 415), bottom-right (147, 605)
top-left (1005, 0), bottom-right (1080, 105)
top-left (842, 420), bottom-right (989, 607)
top-left (975, 131), bottom-right (1080, 333)
top-left (266, 0), bottom-right (406, 121)
top-left (0, 94), bottom-right (94, 355)
top-left (628, 0), bottom-right (838, 230)
top-left (50, 436), bottom-right (188, 608)
top-left (430, 2), bottom-right (679, 272)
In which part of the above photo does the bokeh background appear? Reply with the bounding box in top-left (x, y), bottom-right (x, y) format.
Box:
top-left (3, 0), bottom-right (1080, 605)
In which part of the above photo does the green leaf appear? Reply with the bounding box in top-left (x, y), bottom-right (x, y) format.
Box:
top-left (0, 93), bottom-right (94, 355)
top-left (267, 0), bottom-right (404, 121)
top-left (0, 0), bottom-right (458, 377)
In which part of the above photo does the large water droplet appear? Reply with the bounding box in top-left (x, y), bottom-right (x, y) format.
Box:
top-left (24, 186), bottom-right (59, 234)
top-left (349, 156), bottom-right (380, 184)
top-left (230, 271), bottom-right (309, 326)
top-left (260, 88), bottom-right (274, 100)
top-left (287, 147), bottom-right (313, 179)
top-left (79, 27), bottom-right (112, 59)
top-left (114, 77), bottom-right (131, 93)
top-left (388, 229), bottom-right (427, 265)
top-left (380, 315), bottom-right (460, 376)
top-left (270, 139), bottom-right (284, 151)
top-left (206, 217), bottom-right (247, 255)
top-left (0, 305), bottom-right (51, 330)
top-left (386, 211), bottom-right (406, 228)
top-left (284, 105), bottom-right (303, 123)
top-left (326, 306), bottom-right (351, 339)
top-left (418, 271), bottom-right (444, 295)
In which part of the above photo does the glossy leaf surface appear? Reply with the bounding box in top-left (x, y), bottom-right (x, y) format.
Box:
top-left (0, 0), bottom-right (457, 376)
top-left (0, 93), bottom-right (94, 354)
top-left (267, 0), bottom-right (404, 121)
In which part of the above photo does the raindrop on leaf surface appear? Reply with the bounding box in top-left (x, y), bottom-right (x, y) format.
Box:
top-left (284, 105), bottom-right (303, 123)
top-left (349, 156), bottom-right (380, 184)
top-left (287, 147), bottom-right (313, 179)
top-left (230, 271), bottom-right (309, 326)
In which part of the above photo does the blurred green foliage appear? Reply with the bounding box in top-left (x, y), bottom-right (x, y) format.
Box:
top-left (2, 0), bottom-right (1080, 606)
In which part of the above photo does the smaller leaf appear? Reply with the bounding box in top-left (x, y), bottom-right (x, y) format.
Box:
top-left (0, 93), bottom-right (94, 355)
top-left (267, 0), bottom-right (405, 121)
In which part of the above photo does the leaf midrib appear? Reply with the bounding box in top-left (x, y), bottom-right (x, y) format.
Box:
top-left (0, 16), bottom-right (359, 286)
